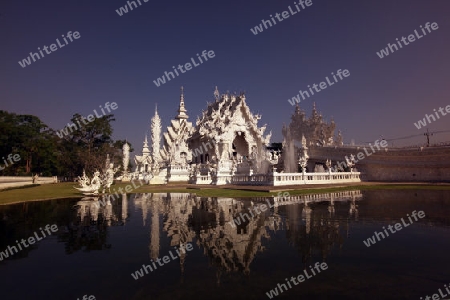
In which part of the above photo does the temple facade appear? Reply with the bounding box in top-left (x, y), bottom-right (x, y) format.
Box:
top-left (117, 87), bottom-right (450, 186)
top-left (160, 87), bottom-right (194, 182)
top-left (134, 136), bottom-right (152, 176)
top-left (187, 88), bottom-right (274, 184)
top-left (127, 87), bottom-right (365, 186)
top-left (130, 87), bottom-right (278, 185)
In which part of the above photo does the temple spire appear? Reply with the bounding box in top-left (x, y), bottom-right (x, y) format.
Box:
top-left (143, 135), bottom-right (150, 155)
top-left (177, 86), bottom-right (188, 120)
top-left (214, 86), bottom-right (220, 101)
top-left (151, 107), bottom-right (162, 162)
top-left (311, 102), bottom-right (319, 119)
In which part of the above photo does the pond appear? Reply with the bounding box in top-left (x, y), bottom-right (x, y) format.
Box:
top-left (0, 189), bottom-right (449, 300)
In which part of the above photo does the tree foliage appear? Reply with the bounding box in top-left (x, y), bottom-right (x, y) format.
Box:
top-left (0, 110), bottom-right (132, 178)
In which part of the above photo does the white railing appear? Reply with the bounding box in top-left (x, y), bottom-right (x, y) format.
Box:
top-left (169, 165), bottom-right (190, 172)
top-left (194, 175), bottom-right (213, 185)
top-left (230, 172), bottom-right (361, 186)
top-left (273, 190), bottom-right (363, 207)
top-left (231, 174), bottom-right (274, 185)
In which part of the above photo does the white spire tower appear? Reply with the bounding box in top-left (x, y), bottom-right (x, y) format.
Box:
top-left (177, 86), bottom-right (188, 120)
top-left (122, 142), bottom-right (130, 177)
top-left (151, 104), bottom-right (162, 163)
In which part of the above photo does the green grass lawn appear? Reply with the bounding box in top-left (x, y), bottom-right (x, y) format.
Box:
top-left (0, 182), bottom-right (450, 206)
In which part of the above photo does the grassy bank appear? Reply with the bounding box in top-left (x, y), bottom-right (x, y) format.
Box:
top-left (0, 182), bottom-right (450, 206)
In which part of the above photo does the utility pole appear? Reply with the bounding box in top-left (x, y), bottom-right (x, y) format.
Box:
top-left (424, 128), bottom-right (434, 147)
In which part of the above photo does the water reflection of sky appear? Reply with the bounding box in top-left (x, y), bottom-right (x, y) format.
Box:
top-left (0, 190), bottom-right (449, 300)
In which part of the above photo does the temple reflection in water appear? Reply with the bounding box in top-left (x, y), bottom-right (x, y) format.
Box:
top-left (2, 190), bottom-right (449, 300)
top-left (72, 191), bottom-right (361, 278)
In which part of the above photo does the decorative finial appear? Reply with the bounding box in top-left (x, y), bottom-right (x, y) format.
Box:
top-left (177, 86), bottom-right (188, 119)
top-left (180, 86), bottom-right (185, 103)
top-left (214, 86), bottom-right (219, 101)
top-left (142, 134), bottom-right (150, 154)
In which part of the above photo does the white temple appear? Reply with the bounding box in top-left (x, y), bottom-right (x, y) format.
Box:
top-left (187, 87), bottom-right (275, 184)
top-left (128, 86), bottom-right (361, 186)
top-left (130, 87), bottom-right (277, 184)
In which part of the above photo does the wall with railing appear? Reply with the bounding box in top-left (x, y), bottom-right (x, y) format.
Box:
top-left (229, 171), bottom-right (361, 186)
top-left (0, 176), bottom-right (57, 190)
top-left (167, 165), bottom-right (190, 182)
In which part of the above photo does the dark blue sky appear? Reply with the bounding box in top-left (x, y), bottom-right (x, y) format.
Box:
top-left (1, 0), bottom-right (450, 153)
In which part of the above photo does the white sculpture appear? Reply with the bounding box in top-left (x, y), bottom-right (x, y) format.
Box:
top-left (75, 156), bottom-right (118, 195)
top-left (74, 171), bottom-right (102, 195)
top-left (77, 170), bottom-right (90, 187)
top-left (326, 159), bottom-right (332, 172)
top-left (103, 163), bottom-right (119, 192)
top-left (122, 142), bottom-right (130, 181)
top-left (346, 154), bottom-right (356, 172)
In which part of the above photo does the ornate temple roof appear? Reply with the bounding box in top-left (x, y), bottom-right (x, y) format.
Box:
top-left (284, 102), bottom-right (339, 147)
top-left (160, 87), bottom-right (193, 163)
top-left (190, 87), bottom-right (271, 146)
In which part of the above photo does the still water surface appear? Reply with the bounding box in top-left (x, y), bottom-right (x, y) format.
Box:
top-left (0, 189), bottom-right (450, 300)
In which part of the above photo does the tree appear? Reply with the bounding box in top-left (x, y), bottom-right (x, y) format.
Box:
top-left (0, 110), bottom-right (127, 178)
top-left (0, 111), bottom-right (59, 175)
top-left (57, 113), bottom-right (118, 177)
